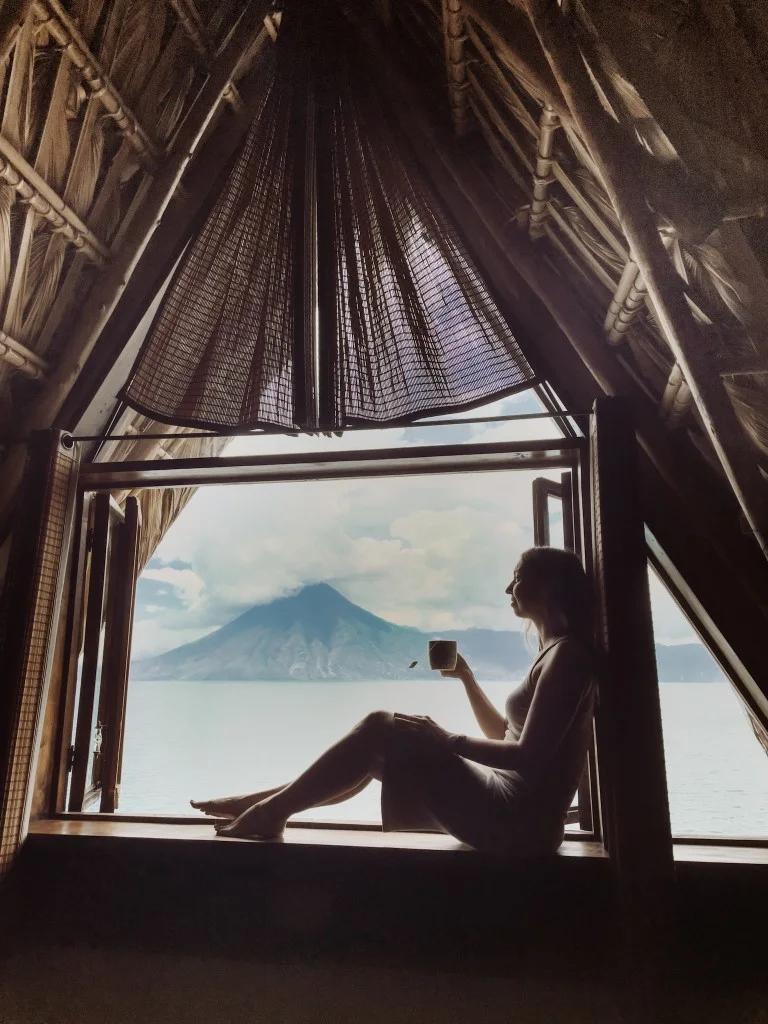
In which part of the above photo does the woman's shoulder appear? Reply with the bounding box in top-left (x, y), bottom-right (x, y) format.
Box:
top-left (537, 636), bottom-right (595, 679)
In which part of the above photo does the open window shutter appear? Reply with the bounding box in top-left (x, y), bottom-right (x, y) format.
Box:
top-left (590, 397), bottom-right (674, 925)
top-left (68, 494), bottom-right (141, 813)
top-left (68, 493), bottom-right (120, 810)
top-left (0, 431), bottom-right (79, 877)
top-left (100, 497), bottom-right (142, 813)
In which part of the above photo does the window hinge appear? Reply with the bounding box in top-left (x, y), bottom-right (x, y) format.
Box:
top-left (67, 745), bottom-right (75, 773)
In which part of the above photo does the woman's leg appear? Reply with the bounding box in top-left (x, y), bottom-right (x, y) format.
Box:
top-left (192, 774), bottom-right (375, 820)
top-left (216, 712), bottom-right (393, 838)
top-left (191, 787), bottom-right (284, 819)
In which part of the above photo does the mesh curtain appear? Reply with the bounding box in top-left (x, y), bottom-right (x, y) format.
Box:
top-left (122, 12), bottom-right (536, 430)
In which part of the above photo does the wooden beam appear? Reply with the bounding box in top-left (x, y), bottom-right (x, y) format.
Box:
top-left (0, 133), bottom-right (109, 263)
top-left (441, 0), bottom-right (472, 136)
top-left (590, 396), bottom-right (675, 938)
top-left (523, 0), bottom-right (768, 562)
top-left (38, 0), bottom-right (161, 170)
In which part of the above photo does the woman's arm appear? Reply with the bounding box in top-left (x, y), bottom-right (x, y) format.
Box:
top-left (442, 654), bottom-right (506, 740)
top-left (449, 643), bottom-right (593, 770)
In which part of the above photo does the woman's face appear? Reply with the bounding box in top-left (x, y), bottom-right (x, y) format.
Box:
top-left (505, 560), bottom-right (541, 619)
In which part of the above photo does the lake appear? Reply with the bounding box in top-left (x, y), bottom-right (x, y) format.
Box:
top-left (117, 678), bottom-right (768, 838)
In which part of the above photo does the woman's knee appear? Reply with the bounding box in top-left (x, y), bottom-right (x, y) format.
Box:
top-left (358, 710), bottom-right (394, 736)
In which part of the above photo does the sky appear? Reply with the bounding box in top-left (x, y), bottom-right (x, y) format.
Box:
top-left (130, 389), bottom-right (698, 658)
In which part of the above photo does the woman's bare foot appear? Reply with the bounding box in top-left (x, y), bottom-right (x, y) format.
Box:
top-left (214, 797), bottom-right (287, 840)
top-left (190, 787), bottom-right (284, 819)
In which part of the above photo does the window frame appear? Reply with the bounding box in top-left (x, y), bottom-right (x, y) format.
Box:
top-left (54, 435), bottom-right (603, 841)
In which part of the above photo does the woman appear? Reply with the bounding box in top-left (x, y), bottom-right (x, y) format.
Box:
top-left (191, 546), bottom-right (596, 855)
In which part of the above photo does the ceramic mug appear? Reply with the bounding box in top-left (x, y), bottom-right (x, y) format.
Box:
top-left (428, 639), bottom-right (458, 672)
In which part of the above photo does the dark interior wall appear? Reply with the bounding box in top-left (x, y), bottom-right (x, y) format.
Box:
top-left (1, 927), bottom-right (766, 1024)
top-left (0, 944), bottom-right (629, 1024)
top-left (2, 830), bottom-right (767, 1024)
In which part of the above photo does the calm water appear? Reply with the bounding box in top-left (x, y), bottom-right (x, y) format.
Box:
top-left (118, 679), bottom-right (768, 837)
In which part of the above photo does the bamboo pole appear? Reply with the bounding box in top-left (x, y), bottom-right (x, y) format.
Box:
top-left (604, 263), bottom-right (648, 345)
top-left (547, 202), bottom-right (617, 292)
top-left (0, 6), bottom-right (271, 528)
top-left (529, 104), bottom-right (559, 238)
top-left (719, 354), bottom-right (768, 377)
top-left (441, 0), bottom-right (472, 136)
top-left (467, 69), bottom-right (534, 171)
top-left (38, 0), bottom-right (161, 169)
top-left (466, 37), bottom-right (627, 259)
top-left (661, 363), bottom-right (693, 428)
top-left (0, 327), bottom-right (48, 378)
top-left (465, 21), bottom-right (538, 138)
top-left (0, 133), bottom-right (109, 263)
top-left (523, 0), bottom-right (768, 561)
top-left (468, 97), bottom-right (531, 194)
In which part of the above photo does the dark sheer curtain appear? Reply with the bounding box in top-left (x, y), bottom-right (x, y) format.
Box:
top-left (122, 10), bottom-right (535, 430)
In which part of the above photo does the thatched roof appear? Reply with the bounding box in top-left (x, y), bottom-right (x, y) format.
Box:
top-left (0, 1), bottom-right (766, 725)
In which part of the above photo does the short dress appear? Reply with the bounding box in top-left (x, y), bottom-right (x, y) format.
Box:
top-left (380, 637), bottom-right (595, 855)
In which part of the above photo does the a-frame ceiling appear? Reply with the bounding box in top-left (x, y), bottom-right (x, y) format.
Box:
top-left (0, 1), bottom-right (766, 734)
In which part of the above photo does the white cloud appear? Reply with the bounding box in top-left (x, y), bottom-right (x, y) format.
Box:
top-left (142, 567), bottom-right (206, 606)
top-left (129, 389), bottom-right (699, 658)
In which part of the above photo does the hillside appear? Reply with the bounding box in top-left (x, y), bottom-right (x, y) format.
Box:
top-left (131, 584), bottom-right (723, 683)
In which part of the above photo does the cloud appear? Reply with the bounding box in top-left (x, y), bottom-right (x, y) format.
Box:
top-left (129, 388), bottom-right (700, 659)
top-left (141, 567), bottom-right (205, 606)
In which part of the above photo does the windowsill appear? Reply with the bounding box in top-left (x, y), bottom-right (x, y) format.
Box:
top-left (30, 815), bottom-right (606, 858)
top-left (27, 816), bottom-right (768, 865)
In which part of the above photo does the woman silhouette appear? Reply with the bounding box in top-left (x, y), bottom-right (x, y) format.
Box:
top-left (192, 547), bottom-right (596, 855)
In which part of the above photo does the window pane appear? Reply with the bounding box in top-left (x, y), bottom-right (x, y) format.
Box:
top-left (649, 566), bottom-right (768, 838)
top-left (120, 462), bottom-right (554, 822)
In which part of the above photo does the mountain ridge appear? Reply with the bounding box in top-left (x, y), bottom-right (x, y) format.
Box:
top-left (131, 583), bottom-right (724, 683)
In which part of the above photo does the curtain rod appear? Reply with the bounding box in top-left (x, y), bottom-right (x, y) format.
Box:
top-left (62, 409), bottom-right (588, 444)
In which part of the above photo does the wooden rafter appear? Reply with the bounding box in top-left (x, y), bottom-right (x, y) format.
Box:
top-left (441, 0), bottom-right (472, 136)
top-left (37, 0), bottom-right (161, 170)
top-left (0, 134), bottom-right (109, 264)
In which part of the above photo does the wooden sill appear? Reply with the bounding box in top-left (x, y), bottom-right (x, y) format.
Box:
top-left (28, 817), bottom-right (607, 857)
top-left (27, 817), bottom-right (768, 865)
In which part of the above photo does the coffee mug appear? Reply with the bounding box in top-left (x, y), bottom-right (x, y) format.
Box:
top-left (428, 639), bottom-right (458, 671)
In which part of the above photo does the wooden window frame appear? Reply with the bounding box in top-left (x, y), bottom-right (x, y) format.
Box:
top-left (59, 492), bottom-right (141, 814)
top-left (53, 436), bottom-right (605, 842)
top-left (532, 470), bottom-right (599, 836)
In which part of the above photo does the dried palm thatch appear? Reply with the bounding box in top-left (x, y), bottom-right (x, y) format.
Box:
top-left (393, 0), bottom-right (768, 547)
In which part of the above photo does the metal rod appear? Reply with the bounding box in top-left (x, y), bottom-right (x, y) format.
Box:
top-left (33, 409), bottom-right (591, 447)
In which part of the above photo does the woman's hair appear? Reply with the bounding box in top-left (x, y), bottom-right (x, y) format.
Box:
top-left (517, 546), bottom-right (594, 649)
